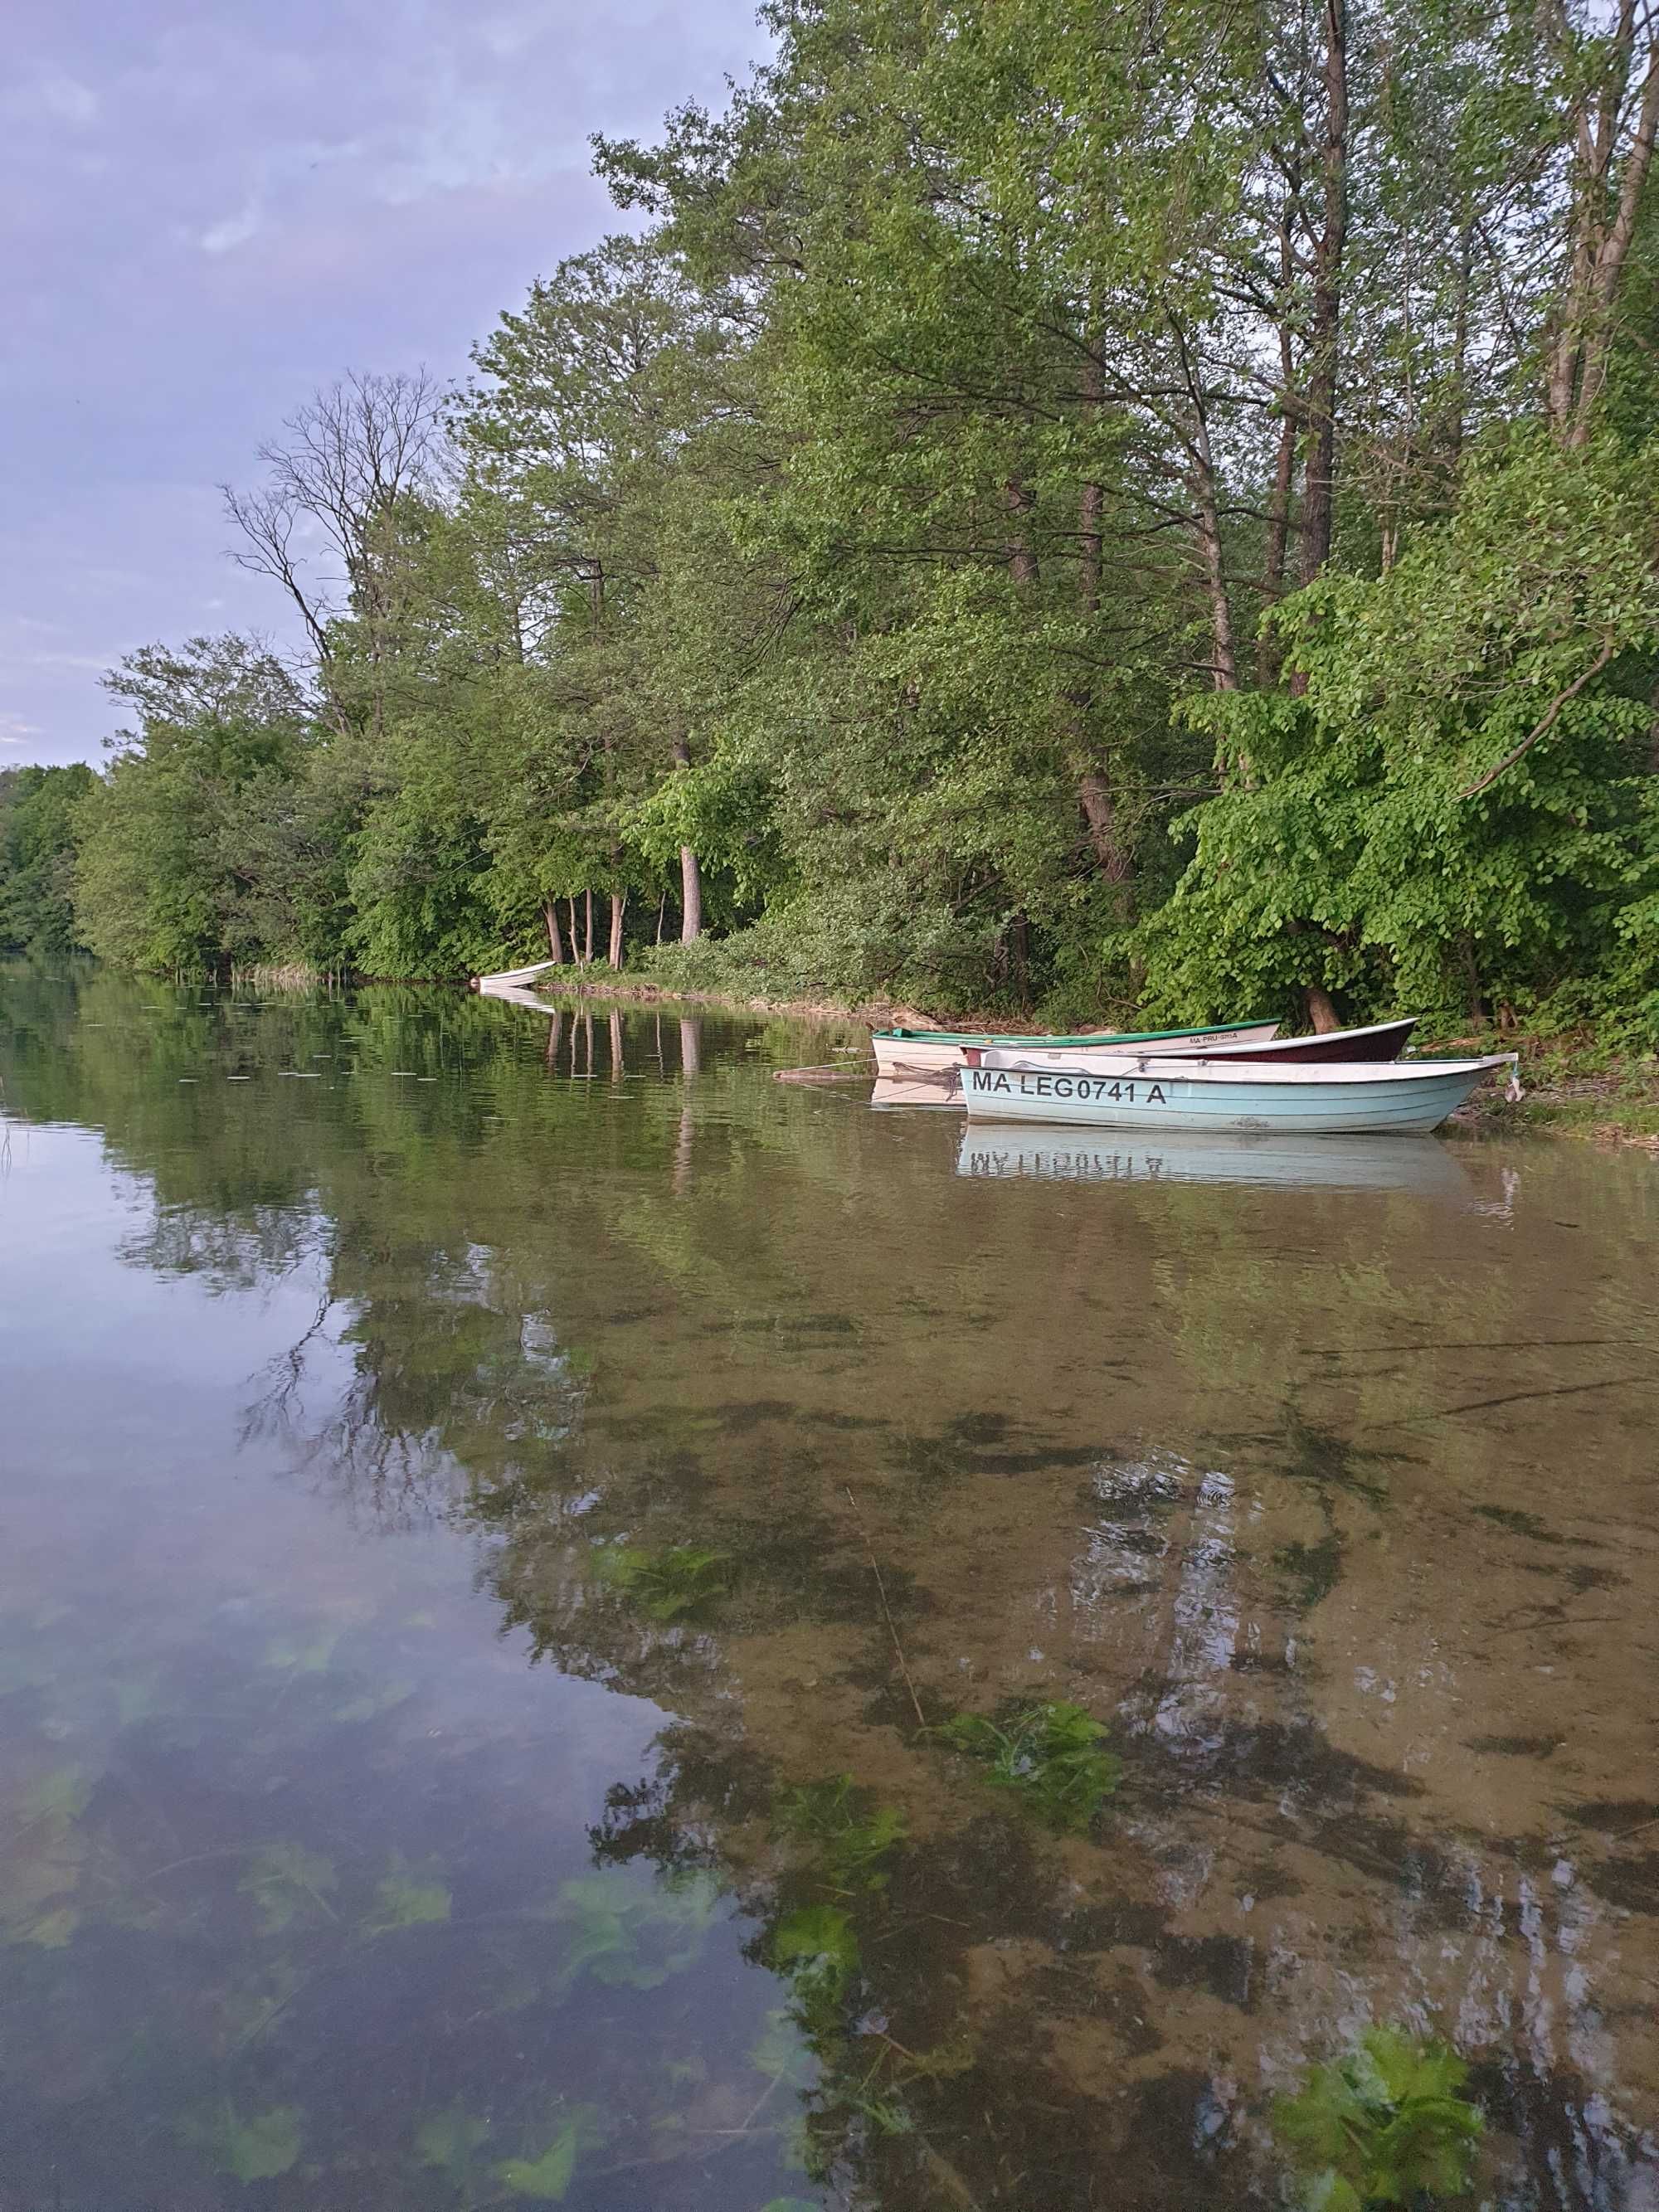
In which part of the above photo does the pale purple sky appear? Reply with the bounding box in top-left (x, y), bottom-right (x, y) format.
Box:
top-left (2, 0), bottom-right (771, 765)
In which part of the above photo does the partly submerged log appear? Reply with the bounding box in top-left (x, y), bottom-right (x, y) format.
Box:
top-left (774, 1063), bottom-right (872, 1086)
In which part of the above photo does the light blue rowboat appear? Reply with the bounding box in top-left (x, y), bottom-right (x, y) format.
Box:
top-left (961, 1051), bottom-right (1517, 1135)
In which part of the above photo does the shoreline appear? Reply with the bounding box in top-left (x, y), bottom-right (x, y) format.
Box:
top-left (521, 970), bottom-right (1659, 1147)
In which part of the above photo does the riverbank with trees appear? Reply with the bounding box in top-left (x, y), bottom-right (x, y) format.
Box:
top-left (4, 0), bottom-right (1659, 1070)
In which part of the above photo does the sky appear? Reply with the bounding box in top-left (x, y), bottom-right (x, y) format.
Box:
top-left (1, 0), bottom-right (771, 766)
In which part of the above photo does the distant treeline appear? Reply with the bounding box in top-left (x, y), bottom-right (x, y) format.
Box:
top-left (4, 0), bottom-right (1659, 1036)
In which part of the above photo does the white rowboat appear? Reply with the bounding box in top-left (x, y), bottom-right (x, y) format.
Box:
top-left (961, 1052), bottom-right (1518, 1136)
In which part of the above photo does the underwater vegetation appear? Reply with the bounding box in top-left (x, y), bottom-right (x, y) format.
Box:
top-left (937, 1701), bottom-right (1122, 1833)
top-left (547, 1867), bottom-right (722, 1992)
top-left (591, 1543), bottom-right (728, 1621)
top-left (1274, 2025), bottom-right (1485, 2210)
top-left (774, 1772), bottom-right (907, 1893)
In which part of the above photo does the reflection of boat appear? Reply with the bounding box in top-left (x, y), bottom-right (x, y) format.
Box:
top-left (954, 1125), bottom-right (1478, 1195)
top-left (473, 960), bottom-right (560, 993)
top-left (964, 1053), bottom-right (1516, 1135)
top-left (971, 1015), bottom-right (1418, 1072)
top-left (872, 1016), bottom-right (1277, 1078)
top-left (476, 982), bottom-right (557, 1012)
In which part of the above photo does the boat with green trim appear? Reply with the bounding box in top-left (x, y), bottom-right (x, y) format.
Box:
top-left (870, 1016), bottom-right (1276, 1079)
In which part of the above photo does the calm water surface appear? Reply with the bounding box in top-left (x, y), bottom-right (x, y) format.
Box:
top-left (2, 964), bottom-right (1657, 2210)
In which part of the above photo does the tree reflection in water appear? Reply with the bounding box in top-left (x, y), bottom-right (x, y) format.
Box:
top-left (2, 964), bottom-right (1657, 2208)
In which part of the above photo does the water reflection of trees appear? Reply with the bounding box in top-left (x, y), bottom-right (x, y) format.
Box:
top-left (7, 968), bottom-right (1658, 2205)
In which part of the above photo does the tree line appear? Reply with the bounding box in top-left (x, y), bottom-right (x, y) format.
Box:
top-left (4, 0), bottom-right (1658, 1037)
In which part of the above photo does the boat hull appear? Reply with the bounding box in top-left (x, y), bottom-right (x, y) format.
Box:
top-left (961, 1057), bottom-right (1504, 1135)
top-left (872, 1018), bottom-right (1277, 1078)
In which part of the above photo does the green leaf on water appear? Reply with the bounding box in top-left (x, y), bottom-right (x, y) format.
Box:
top-left (415, 2103), bottom-right (491, 2173)
top-left (184, 2100), bottom-right (304, 2182)
top-left (362, 1853), bottom-right (450, 1936)
top-left (240, 1841), bottom-right (338, 1932)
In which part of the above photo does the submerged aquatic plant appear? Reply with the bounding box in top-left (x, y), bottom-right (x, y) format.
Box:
top-left (937, 1702), bottom-right (1121, 1833)
top-left (547, 1867), bottom-right (721, 1992)
top-left (592, 1544), bottom-right (727, 1621)
top-left (181, 2101), bottom-right (304, 2184)
top-left (495, 2103), bottom-right (607, 2203)
top-left (775, 1773), bottom-right (907, 1892)
top-left (769, 1900), bottom-right (861, 2010)
top-left (1274, 2025), bottom-right (1484, 2209)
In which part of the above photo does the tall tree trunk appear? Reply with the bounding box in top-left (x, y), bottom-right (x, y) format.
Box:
top-left (1261, 399), bottom-right (1297, 681)
top-left (1301, 0), bottom-right (1350, 582)
top-left (1447, 217), bottom-right (1473, 480)
top-left (567, 896), bottom-right (580, 964)
top-left (679, 848), bottom-right (703, 943)
top-left (1305, 982), bottom-right (1341, 1033)
top-left (608, 889), bottom-right (626, 970)
top-left (1064, 344), bottom-right (1135, 904)
top-left (1170, 316), bottom-right (1238, 693)
top-left (583, 888), bottom-right (594, 965)
top-left (542, 901), bottom-right (565, 965)
top-left (1003, 475), bottom-right (1039, 586)
top-left (1574, 45), bottom-right (1659, 440)
top-left (1009, 912), bottom-right (1029, 1006)
top-left (672, 734), bottom-right (703, 943)
top-left (1078, 775), bottom-right (1134, 886)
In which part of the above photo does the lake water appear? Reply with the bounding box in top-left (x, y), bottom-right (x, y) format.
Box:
top-left (2, 962), bottom-right (1657, 2210)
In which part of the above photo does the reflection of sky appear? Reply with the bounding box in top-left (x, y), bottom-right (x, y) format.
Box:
top-left (2, 0), bottom-right (771, 765)
top-left (0, 1120), bottom-right (795, 2204)
top-left (0, 1116), bottom-right (665, 1800)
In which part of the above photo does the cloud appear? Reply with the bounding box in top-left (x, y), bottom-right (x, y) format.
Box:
top-left (0, 712), bottom-right (43, 746)
top-left (201, 202), bottom-right (262, 255)
top-left (36, 72), bottom-right (99, 126)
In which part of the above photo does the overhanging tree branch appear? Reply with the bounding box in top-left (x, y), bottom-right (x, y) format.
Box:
top-left (1458, 638), bottom-right (1617, 798)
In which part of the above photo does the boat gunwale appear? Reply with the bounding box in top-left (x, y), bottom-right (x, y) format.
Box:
top-left (873, 1016), bottom-right (1274, 1048)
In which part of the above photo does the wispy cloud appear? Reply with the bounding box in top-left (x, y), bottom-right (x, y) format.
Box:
top-left (201, 202), bottom-right (262, 255)
top-left (33, 71), bottom-right (99, 126)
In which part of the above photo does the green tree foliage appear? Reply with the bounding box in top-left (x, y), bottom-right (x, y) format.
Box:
top-left (11, 0), bottom-right (1658, 1029)
top-left (0, 764), bottom-right (95, 952)
top-left (72, 636), bottom-right (315, 974)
